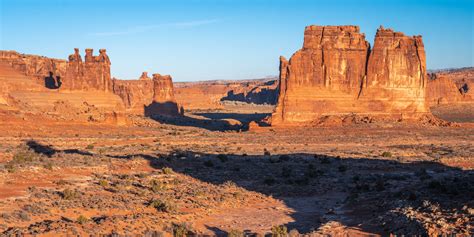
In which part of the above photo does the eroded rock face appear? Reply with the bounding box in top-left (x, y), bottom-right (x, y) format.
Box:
top-left (0, 50), bottom-right (67, 87)
top-left (63, 48), bottom-right (112, 91)
top-left (112, 79), bottom-right (154, 114)
top-left (113, 74), bottom-right (180, 117)
top-left (0, 49), bottom-right (113, 92)
top-left (426, 75), bottom-right (462, 105)
top-left (361, 26), bottom-right (428, 118)
top-left (145, 74), bottom-right (180, 117)
top-left (272, 25), bottom-right (430, 125)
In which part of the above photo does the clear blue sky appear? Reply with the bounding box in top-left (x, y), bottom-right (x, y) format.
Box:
top-left (1, 0), bottom-right (473, 82)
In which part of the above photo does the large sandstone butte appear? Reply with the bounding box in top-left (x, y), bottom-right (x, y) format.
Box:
top-left (113, 73), bottom-right (180, 117)
top-left (272, 25), bottom-right (430, 125)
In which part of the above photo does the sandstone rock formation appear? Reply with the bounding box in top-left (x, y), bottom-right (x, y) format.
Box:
top-left (139, 72), bottom-right (151, 80)
top-left (144, 74), bottom-right (180, 117)
top-left (113, 74), bottom-right (180, 117)
top-left (429, 67), bottom-right (474, 103)
top-left (64, 48), bottom-right (112, 91)
top-left (112, 79), bottom-right (154, 114)
top-left (0, 49), bottom-right (125, 124)
top-left (0, 50), bottom-right (67, 87)
top-left (426, 74), bottom-right (462, 105)
top-left (272, 25), bottom-right (430, 125)
top-left (361, 26), bottom-right (428, 117)
top-left (175, 78), bottom-right (278, 110)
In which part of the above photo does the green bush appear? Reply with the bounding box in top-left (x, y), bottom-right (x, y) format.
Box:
top-left (85, 144), bottom-right (94, 150)
top-left (151, 180), bottom-right (167, 193)
top-left (382, 151), bottom-right (392, 157)
top-left (271, 225), bottom-right (287, 237)
top-left (228, 229), bottom-right (244, 237)
top-left (76, 215), bottom-right (89, 224)
top-left (62, 188), bottom-right (78, 200)
top-left (149, 199), bottom-right (177, 213)
top-left (162, 167), bottom-right (174, 175)
top-left (172, 222), bottom-right (191, 237)
top-left (99, 180), bottom-right (109, 188)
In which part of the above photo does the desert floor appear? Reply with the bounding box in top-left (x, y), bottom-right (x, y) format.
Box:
top-left (0, 104), bottom-right (473, 236)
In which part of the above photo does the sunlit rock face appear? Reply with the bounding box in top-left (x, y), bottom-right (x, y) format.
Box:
top-left (272, 25), bottom-right (430, 125)
top-left (360, 26), bottom-right (428, 119)
top-left (113, 73), bottom-right (180, 117)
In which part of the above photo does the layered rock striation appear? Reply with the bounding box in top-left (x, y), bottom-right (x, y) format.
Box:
top-left (272, 25), bottom-right (430, 125)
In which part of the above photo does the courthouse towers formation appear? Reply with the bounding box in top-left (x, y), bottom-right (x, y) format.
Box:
top-left (272, 25), bottom-right (429, 125)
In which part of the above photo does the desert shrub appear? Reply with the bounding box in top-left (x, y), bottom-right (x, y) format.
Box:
top-left (217, 154), bottom-right (228, 162)
top-left (381, 151), bottom-right (392, 157)
top-left (271, 225), bottom-right (287, 237)
top-left (228, 229), bottom-right (244, 237)
top-left (204, 160), bottom-right (214, 167)
top-left (151, 180), bottom-right (167, 193)
top-left (12, 150), bottom-right (35, 163)
top-left (62, 188), bottom-right (78, 200)
top-left (5, 163), bottom-right (16, 173)
top-left (85, 144), bottom-right (94, 150)
top-left (76, 215), bottom-right (89, 224)
top-left (149, 199), bottom-right (177, 213)
top-left (43, 163), bottom-right (53, 170)
top-left (172, 222), bottom-right (192, 237)
top-left (99, 180), bottom-right (109, 188)
top-left (162, 167), bottom-right (174, 175)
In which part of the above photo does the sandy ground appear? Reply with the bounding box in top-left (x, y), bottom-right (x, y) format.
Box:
top-left (0, 105), bottom-right (473, 236)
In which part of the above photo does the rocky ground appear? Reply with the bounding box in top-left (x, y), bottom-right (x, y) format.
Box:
top-left (0, 105), bottom-right (473, 236)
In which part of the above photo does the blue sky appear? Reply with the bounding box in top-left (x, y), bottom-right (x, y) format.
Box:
top-left (1, 0), bottom-right (473, 82)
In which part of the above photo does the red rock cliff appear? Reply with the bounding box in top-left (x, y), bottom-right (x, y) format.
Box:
top-left (360, 26), bottom-right (428, 118)
top-left (273, 25), bottom-right (370, 124)
top-left (272, 25), bottom-right (430, 125)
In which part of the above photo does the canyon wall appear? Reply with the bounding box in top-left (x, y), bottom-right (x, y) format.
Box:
top-left (0, 49), bottom-right (112, 91)
top-left (272, 25), bottom-right (430, 125)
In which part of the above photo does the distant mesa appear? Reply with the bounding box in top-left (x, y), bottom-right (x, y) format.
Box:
top-left (271, 25), bottom-right (431, 125)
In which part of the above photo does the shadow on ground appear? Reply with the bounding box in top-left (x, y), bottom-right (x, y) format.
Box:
top-left (26, 140), bottom-right (474, 235)
top-left (147, 112), bottom-right (270, 132)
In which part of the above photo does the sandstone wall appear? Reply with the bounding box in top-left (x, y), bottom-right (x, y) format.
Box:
top-left (112, 79), bottom-right (155, 114)
top-left (0, 50), bottom-right (67, 86)
top-left (272, 25), bottom-right (430, 125)
top-left (63, 48), bottom-right (112, 91)
top-left (144, 74), bottom-right (180, 117)
top-left (113, 73), bottom-right (180, 117)
top-left (0, 49), bottom-right (113, 92)
top-left (273, 25), bottom-right (370, 124)
top-left (426, 75), bottom-right (462, 106)
top-left (361, 27), bottom-right (428, 118)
